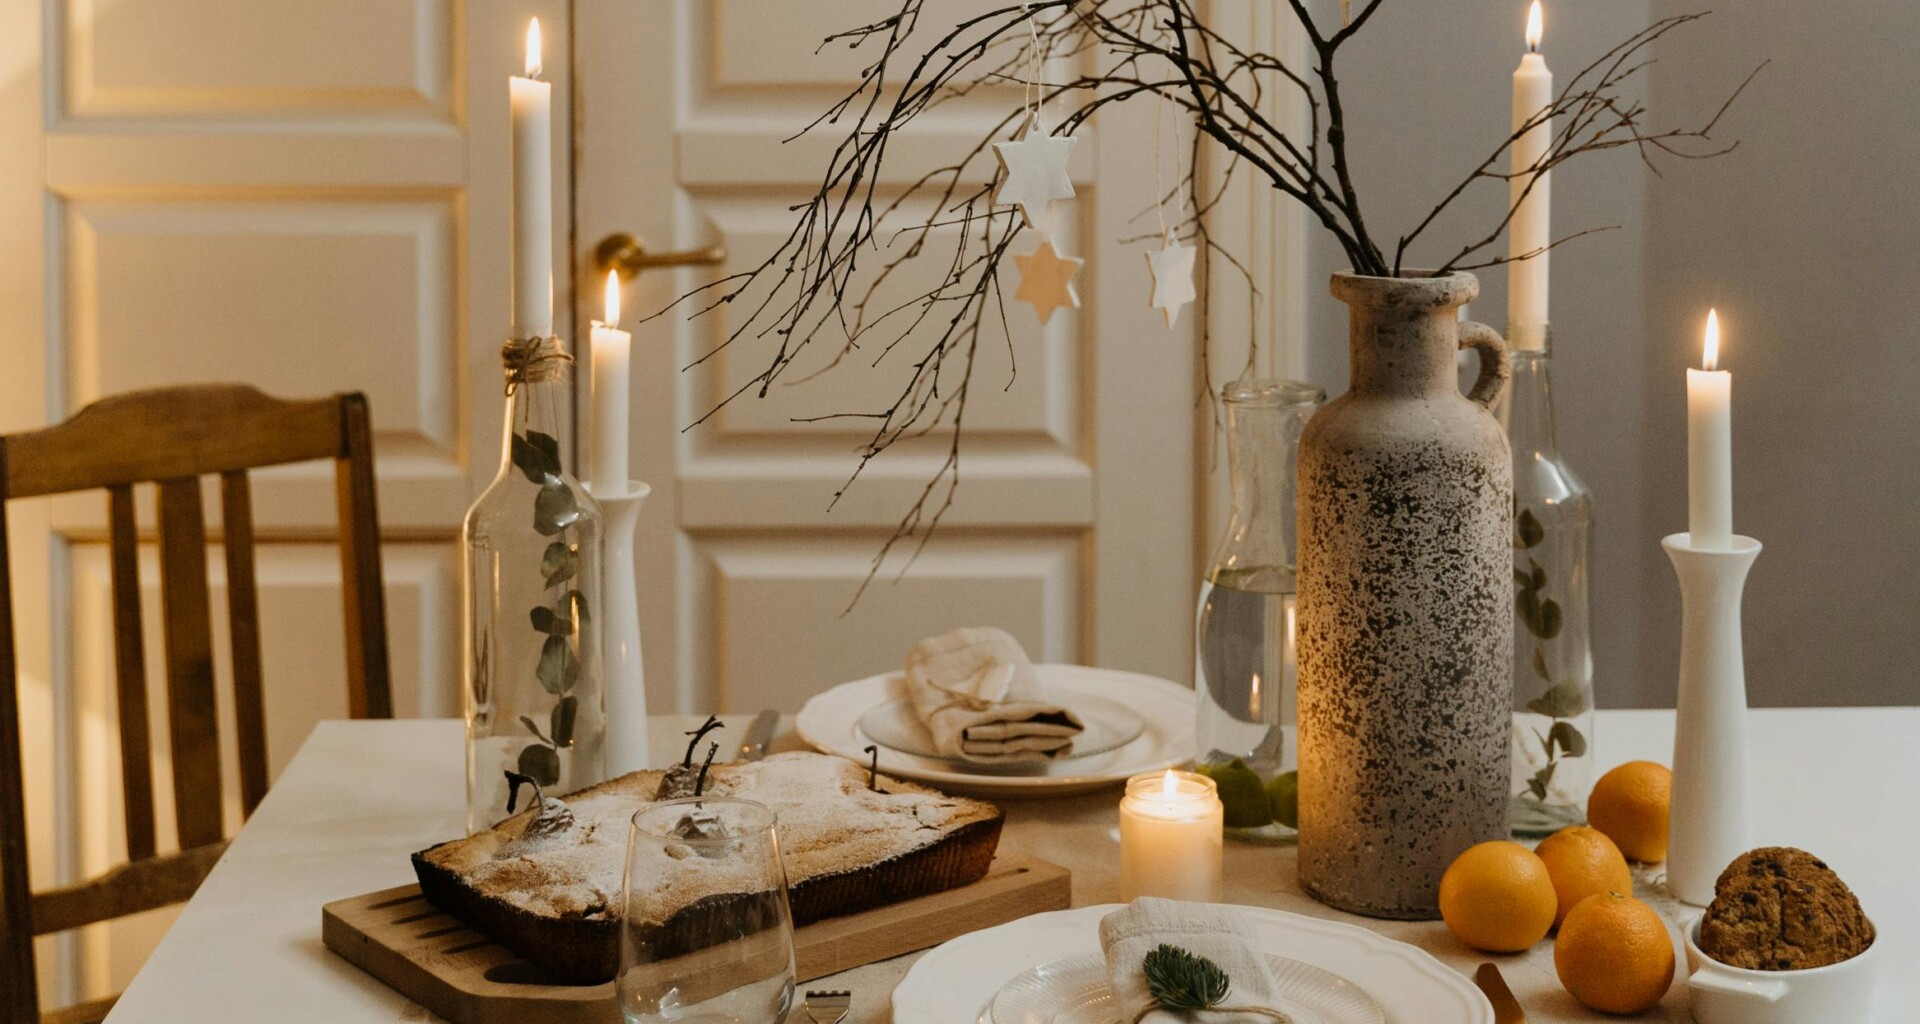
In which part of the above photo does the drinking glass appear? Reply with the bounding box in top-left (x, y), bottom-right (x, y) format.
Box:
top-left (618, 798), bottom-right (795, 1024)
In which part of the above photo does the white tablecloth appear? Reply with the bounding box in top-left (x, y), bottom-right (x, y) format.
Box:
top-left (103, 709), bottom-right (1920, 1023)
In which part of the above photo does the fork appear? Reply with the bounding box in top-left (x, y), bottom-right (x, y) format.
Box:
top-left (802, 989), bottom-right (852, 1024)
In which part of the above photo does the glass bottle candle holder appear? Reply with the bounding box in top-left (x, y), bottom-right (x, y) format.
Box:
top-left (1119, 769), bottom-right (1224, 902)
top-left (1194, 380), bottom-right (1322, 845)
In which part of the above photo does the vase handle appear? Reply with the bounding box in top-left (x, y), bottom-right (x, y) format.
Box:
top-left (1459, 321), bottom-right (1511, 410)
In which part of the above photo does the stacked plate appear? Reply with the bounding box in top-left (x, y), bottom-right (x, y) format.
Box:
top-left (795, 664), bottom-right (1193, 797)
top-left (895, 905), bottom-right (1495, 1024)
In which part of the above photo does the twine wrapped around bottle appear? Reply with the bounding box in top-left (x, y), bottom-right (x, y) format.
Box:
top-left (502, 336), bottom-right (572, 392)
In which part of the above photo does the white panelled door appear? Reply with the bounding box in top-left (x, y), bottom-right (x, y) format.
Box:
top-left (574, 0), bottom-right (1198, 716)
top-left (6, 0), bottom-right (572, 1004)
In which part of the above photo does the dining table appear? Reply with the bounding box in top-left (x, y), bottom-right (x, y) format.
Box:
top-left (101, 707), bottom-right (1919, 1024)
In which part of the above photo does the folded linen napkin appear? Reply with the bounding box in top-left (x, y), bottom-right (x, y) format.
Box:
top-left (902, 627), bottom-right (1084, 764)
top-left (1099, 898), bottom-right (1293, 1024)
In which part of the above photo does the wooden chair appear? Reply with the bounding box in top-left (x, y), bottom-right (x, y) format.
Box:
top-left (0, 385), bottom-right (394, 1024)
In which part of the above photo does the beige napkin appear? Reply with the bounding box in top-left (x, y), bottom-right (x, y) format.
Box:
top-left (1099, 898), bottom-right (1293, 1024)
top-left (902, 627), bottom-right (1083, 764)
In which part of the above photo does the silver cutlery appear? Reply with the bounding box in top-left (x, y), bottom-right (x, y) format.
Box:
top-left (740, 709), bottom-right (780, 761)
top-left (802, 988), bottom-right (851, 1024)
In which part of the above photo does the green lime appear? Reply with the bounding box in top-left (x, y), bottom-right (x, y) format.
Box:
top-left (1266, 770), bottom-right (1300, 829)
top-left (1199, 759), bottom-right (1272, 828)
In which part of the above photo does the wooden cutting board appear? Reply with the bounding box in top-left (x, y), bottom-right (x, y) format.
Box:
top-left (322, 854), bottom-right (1070, 1024)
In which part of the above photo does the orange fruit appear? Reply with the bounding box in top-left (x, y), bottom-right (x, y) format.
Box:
top-left (1587, 761), bottom-right (1671, 863)
top-left (1535, 825), bottom-right (1634, 929)
top-left (1438, 841), bottom-right (1557, 953)
top-left (1554, 891), bottom-right (1676, 1014)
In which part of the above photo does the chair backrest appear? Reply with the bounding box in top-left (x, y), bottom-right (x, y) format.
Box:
top-left (0, 384), bottom-right (393, 1022)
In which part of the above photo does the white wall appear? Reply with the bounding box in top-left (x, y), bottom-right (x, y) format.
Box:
top-left (1296, 0), bottom-right (1918, 708)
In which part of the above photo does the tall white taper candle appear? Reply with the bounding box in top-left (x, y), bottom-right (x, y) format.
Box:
top-left (511, 19), bottom-right (554, 339)
top-left (590, 270), bottom-right (633, 494)
top-left (1507, 1), bottom-right (1552, 351)
top-left (1687, 309), bottom-right (1733, 549)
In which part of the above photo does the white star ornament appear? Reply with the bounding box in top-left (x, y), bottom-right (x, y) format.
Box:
top-left (1145, 231), bottom-right (1197, 327)
top-left (1013, 238), bottom-right (1084, 325)
top-left (993, 120), bottom-right (1077, 229)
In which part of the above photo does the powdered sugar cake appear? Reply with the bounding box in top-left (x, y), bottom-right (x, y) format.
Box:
top-left (412, 752), bottom-right (1003, 983)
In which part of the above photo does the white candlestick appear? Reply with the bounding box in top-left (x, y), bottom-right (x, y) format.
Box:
top-left (511, 19), bottom-right (553, 339)
top-left (1687, 309), bottom-right (1733, 549)
top-left (589, 270), bottom-right (632, 493)
top-left (1507, 1), bottom-right (1552, 351)
top-left (1118, 770), bottom-right (1223, 903)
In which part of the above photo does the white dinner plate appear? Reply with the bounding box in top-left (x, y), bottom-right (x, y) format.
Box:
top-left (990, 951), bottom-right (1386, 1024)
top-left (795, 665), bottom-right (1193, 797)
top-left (893, 905), bottom-right (1493, 1024)
top-left (858, 690), bottom-right (1146, 770)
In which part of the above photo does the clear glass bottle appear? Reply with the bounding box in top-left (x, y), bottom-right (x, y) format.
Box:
top-left (1195, 379), bottom-right (1322, 844)
top-left (1503, 335), bottom-right (1596, 836)
top-left (464, 338), bottom-right (607, 833)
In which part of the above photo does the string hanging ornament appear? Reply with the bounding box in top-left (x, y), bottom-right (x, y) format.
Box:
top-left (1143, 89), bottom-right (1196, 328)
top-left (999, 6), bottom-right (1082, 324)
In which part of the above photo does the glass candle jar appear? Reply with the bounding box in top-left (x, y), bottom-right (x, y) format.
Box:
top-left (1118, 770), bottom-right (1224, 903)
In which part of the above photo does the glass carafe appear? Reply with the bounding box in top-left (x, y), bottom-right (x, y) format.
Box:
top-left (1195, 379), bottom-right (1323, 844)
top-left (1503, 337), bottom-right (1596, 835)
top-left (464, 337), bottom-right (607, 833)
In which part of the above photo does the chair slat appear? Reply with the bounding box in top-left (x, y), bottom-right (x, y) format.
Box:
top-left (153, 478), bottom-right (223, 850)
top-left (106, 485), bottom-right (156, 862)
top-left (335, 395), bottom-right (392, 720)
top-left (219, 473), bottom-right (269, 815)
top-left (29, 840), bottom-right (228, 937)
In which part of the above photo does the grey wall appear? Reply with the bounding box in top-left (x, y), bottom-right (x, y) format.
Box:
top-left (1298, 1), bottom-right (1919, 708)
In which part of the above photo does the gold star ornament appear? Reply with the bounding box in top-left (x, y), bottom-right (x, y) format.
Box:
top-left (993, 117), bottom-right (1077, 229)
top-left (1013, 238), bottom-right (1084, 325)
top-left (1145, 230), bottom-right (1197, 327)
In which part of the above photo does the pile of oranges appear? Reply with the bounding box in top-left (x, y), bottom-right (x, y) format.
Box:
top-left (1437, 760), bottom-right (1676, 1015)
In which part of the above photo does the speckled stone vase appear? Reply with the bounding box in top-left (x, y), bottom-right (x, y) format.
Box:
top-left (1295, 271), bottom-right (1515, 920)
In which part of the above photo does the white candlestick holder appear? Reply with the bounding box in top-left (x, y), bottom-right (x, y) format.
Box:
top-left (591, 480), bottom-right (651, 775)
top-left (1662, 531), bottom-right (1761, 906)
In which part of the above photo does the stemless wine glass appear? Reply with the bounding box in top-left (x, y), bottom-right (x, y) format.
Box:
top-left (619, 798), bottom-right (796, 1024)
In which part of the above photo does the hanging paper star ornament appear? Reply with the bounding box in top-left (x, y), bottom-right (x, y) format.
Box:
top-left (1145, 230), bottom-right (1197, 327)
top-left (993, 117), bottom-right (1077, 229)
top-left (1013, 238), bottom-right (1084, 325)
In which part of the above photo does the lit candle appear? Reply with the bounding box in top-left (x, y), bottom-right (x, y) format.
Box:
top-left (590, 270), bottom-right (633, 493)
top-left (511, 19), bottom-right (554, 339)
top-left (1687, 309), bottom-right (1732, 548)
top-left (1507, 0), bottom-right (1552, 351)
top-left (1118, 769), bottom-right (1223, 903)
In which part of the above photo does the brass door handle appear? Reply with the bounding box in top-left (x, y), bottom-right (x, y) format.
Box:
top-left (594, 232), bottom-right (726, 281)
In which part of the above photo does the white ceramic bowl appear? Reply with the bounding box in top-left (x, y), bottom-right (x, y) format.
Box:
top-left (1685, 915), bottom-right (1880, 1024)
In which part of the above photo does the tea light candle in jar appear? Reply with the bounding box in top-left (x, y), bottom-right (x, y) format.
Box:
top-left (1119, 769), bottom-right (1223, 902)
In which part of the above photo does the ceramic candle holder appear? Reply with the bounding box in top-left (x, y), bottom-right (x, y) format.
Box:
top-left (592, 480), bottom-right (652, 775)
top-left (1663, 531), bottom-right (1761, 906)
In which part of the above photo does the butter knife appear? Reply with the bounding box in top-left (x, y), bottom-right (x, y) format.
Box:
top-left (740, 709), bottom-right (780, 761)
top-left (1473, 963), bottom-right (1527, 1024)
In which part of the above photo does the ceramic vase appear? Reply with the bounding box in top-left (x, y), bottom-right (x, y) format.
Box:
top-left (1295, 271), bottom-right (1514, 919)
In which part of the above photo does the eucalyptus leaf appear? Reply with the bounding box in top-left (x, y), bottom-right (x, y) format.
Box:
top-left (537, 635), bottom-right (579, 694)
top-left (518, 715), bottom-right (551, 745)
top-left (569, 588), bottom-right (591, 624)
top-left (1514, 568), bottom-right (1534, 589)
top-left (527, 431), bottom-right (562, 475)
top-left (541, 541), bottom-right (578, 588)
top-left (1517, 508), bottom-right (1545, 549)
top-left (1531, 647), bottom-right (1551, 681)
top-left (1537, 597), bottom-right (1564, 639)
top-left (1549, 720), bottom-right (1588, 758)
top-left (530, 605), bottom-right (574, 635)
top-left (1517, 588), bottom-right (1546, 637)
top-left (1528, 558), bottom-right (1547, 592)
top-left (534, 480), bottom-right (581, 535)
top-left (518, 742), bottom-right (560, 787)
top-left (509, 434), bottom-right (549, 484)
top-left (1526, 761), bottom-right (1556, 800)
top-left (550, 695), bottom-right (578, 747)
top-left (1526, 680), bottom-right (1589, 718)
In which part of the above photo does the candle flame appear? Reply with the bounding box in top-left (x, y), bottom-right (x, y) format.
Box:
top-left (1526, 1), bottom-right (1543, 52)
top-left (1161, 769), bottom-right (1178, 796)
top-left (1703, 308), bottom-right (1720, 370)
top-left (524, 18), bottom-right (543, 79)
top-left (603, 269), bottom-right (621, 325)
